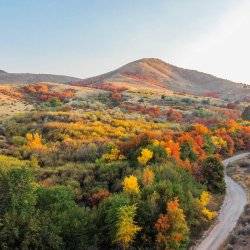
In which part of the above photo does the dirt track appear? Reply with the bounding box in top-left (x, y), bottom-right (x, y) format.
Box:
top-left (195, 153), bottom-right (249, 250)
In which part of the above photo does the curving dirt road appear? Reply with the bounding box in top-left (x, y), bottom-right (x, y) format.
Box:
top-left (195, 153), bottom-right (249, 250)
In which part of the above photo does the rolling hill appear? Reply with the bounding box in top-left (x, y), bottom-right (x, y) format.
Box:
top-left (73, 58), bottom-right (250, 100)
top-left (0, 70), bottom-right (82, 84)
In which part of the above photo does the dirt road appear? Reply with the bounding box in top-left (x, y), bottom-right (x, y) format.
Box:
top-left (195, 153), bottom-right (249, 250)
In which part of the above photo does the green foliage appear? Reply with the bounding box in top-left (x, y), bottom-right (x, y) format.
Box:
top-left (97, 193), bottom-right (131, 248)
top-left (0, 168), bottom-right (96, 249)
top-left (193, 108), bottom-right (212, 118)
top-left (203, 135), bottom-right (216, 155)
top-left (2, 95), bottom-right (247, 249)
top-left (202, 156), bottom-right (226, 194)
top-left (180, 142), bottom-right (197, 162)
top-left (49, 97), bottom-right (62, 107)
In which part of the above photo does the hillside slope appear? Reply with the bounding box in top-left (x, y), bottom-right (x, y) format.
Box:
top-left (74, 58), bottom-right (250, 100)
top-left (0, 70), bottom-right (82, 84)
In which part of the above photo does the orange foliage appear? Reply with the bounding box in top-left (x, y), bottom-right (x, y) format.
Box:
top-left (26, 133), bottom-right (47, 152)
top-left (164, 140), bottom-right (180, 160)
top-left (23, 84), bottom-right (75, 102)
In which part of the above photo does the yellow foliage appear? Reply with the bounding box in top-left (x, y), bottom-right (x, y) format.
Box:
top-left (26, 133), bottom-right (47, 151)
top-left (143, 168), bottom-right (154, 186)
top-left (211, 136), bottom-right (227, 149)
top-left (137, 148), bottom-right (153, 166)
top-left (0, 155), bottom-right (31, 171)
top-left (194, 123), bottom-right (209, 135)
top-left (123, 175), bottom-right (140, 194)
top-left (152, 140), bottom-right (160, 146)
top-left (199, 191), bottom-right (217, 220)
top-left (102, 147), bottom-right (124, 162)
top-left (227, 119), bottom-right (241, 133)
top-left (115, 205), bottom-right (141, 248)
top-left (202, 208), bottom-right (217, 220)
top-left (199, 191), bottom-right (211, 207)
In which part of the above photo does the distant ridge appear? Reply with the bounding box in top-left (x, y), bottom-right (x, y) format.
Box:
top-left (73, 58), bottom-right (250, 100)
top-left (0, 70), bottom-right (82, 84)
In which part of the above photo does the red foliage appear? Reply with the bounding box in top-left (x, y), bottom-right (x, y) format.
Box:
top-left (22, 84), bottom-right (75, 102)
top-left (121, 103), bottom-right (161, 117)
top-left (88, 189), bottom-right (110, 206)
top-left (165, 109), bottom-right (183, 122)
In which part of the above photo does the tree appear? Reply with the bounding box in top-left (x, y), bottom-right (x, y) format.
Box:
top-left (193, 123), bottom-right (209, 135)
top-left (241, 105), bottom-right (250, 120)
top-left (26, 133), bottom-right (47, 152)
top-left (202, 156), bottom-right (225, 194)
top-left (0, 168), bottom-right (95, 249)
top-left (137, 148), bottom-right (153, 166)
top-left (167, 198), bottom-right (189, 249)
top-left (114, 205), bottom-right (141, 249)
top-left (123, 175), bottom-right (140, 194)
top-left (166, 109), bottom-right (183, 122)
top-left (199, 191), bottom-right (217, 220)
top-left (165, 140), bottom-right (180, 160)
top-left (0, 168), bottom-right (40, 249)
top-left (155, 198), bottom-right (189, 249)
top-left (155, 214), bottom-right (170, 246)
top-left (180, 142), bottom-right (197, 162)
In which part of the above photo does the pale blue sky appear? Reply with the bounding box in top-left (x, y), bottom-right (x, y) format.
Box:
top-left (1, 0), bottom-right (250, 83)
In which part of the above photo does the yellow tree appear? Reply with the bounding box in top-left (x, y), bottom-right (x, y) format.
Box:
top-left (137, 148), bottom-right (153, 166)
top-left (199, 191), bottom-right (217, 220)
top-left (26, 133), bottom-right (46, 151)
top-left (114, 205), bottom-right (141, 249)
top-left (193, 123), bottom-right (209, 135)
top-left (123, 175), bottom-right (139, 194)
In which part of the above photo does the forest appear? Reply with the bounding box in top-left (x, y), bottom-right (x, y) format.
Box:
top-left (0, 83), bottom-right (250, 249)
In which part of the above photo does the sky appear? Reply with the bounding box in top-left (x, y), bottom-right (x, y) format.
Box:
top-left (0, 0), bottom-right (250, 83)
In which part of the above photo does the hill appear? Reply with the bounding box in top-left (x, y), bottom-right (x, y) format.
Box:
top-left (73, 58), bottom-right (250, 100)
top-left (0, 70), bottom-right (82, 84)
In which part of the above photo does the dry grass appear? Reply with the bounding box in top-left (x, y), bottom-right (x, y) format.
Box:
top-left (0, 84), bottom-right (33, 119)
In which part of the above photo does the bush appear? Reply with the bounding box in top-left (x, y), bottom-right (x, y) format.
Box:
top-left (202, 156), bottom-right (225, 194)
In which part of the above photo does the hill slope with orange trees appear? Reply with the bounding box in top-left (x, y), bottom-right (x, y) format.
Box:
top-left (73, 58), bottom-right (250, 101)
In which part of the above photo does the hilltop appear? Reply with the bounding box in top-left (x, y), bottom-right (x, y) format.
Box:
top-left (73, 58), bottom-right (250, 100)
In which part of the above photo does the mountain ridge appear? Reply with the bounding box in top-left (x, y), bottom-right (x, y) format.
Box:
top-left (0, 70), bottom-right (82, 84)
top-left (1, 58), bottom-right (250, 100)
top-left (72, 58), bottom-right (250, 100)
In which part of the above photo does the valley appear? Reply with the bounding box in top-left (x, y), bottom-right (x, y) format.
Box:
top-left (0, 59), bottom-right (249, 249)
